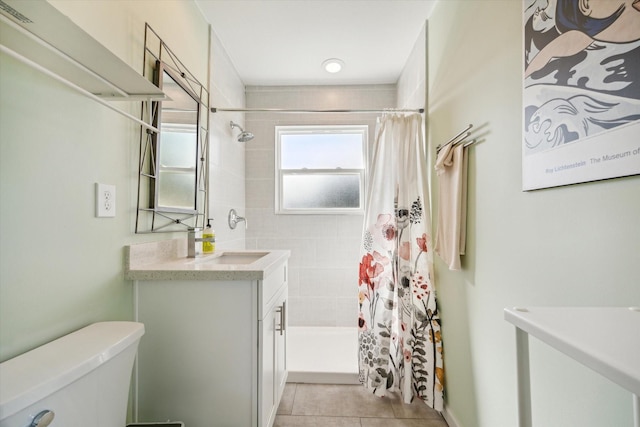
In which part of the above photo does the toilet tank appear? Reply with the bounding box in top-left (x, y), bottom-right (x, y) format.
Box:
top-left (0, 321), bottom-right (144, 427)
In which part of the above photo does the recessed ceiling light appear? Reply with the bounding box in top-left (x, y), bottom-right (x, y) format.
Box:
top-left (322, 58), bottom-right (344, 73)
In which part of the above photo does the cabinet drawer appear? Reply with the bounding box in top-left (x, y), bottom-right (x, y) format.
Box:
top-left (259, 262), bottom-right (287, 319)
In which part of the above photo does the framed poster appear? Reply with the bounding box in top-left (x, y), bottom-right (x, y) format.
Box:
top-left (522, 0), bottom-right (640, 190)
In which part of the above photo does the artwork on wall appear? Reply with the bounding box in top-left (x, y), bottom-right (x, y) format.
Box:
top-left (522, 0), bottom-right (640, 190)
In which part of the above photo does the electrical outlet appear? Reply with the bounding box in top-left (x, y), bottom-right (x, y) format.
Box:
top-left (96, 183), bottom-right (116, 218)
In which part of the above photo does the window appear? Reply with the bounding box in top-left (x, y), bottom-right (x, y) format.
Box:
top-left (275, 125), bottom-right (367, 214)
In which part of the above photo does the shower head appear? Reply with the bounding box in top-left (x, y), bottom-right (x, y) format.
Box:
top-left (230, 121), bottom-right (254, 142)
top-left (237, 131), bottom-right (254, 143)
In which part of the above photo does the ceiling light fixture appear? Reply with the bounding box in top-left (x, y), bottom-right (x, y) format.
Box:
top-left (322, 58), bottom-right (344, 73)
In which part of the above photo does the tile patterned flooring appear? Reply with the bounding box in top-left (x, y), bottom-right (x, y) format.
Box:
top-left (275, 383), bottom-right (449, 427)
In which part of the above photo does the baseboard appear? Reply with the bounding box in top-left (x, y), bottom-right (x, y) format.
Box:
top-left (442, 403), bottom-right (462, 427)
top-left (287, 371), bottom-right (360, 384)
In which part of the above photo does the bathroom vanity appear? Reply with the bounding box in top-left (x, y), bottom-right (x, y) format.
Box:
top-left (126, 240), bottom-right (290, 427)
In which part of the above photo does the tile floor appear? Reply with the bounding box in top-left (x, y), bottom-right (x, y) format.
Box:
top-left (275, 383), bottom-right (449, 427)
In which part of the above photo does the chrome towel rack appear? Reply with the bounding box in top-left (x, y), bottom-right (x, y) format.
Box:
top-left (436, 124), bottom-right (478, 154)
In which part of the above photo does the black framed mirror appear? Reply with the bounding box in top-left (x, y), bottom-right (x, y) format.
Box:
top-left (135, 24), bottom-right (209, 234)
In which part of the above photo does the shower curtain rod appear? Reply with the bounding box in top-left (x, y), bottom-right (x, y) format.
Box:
top-left (211, 107), bottom-right (424, 114)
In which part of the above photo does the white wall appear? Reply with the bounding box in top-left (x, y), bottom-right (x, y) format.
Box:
top-left (428, 2), bottom-right (640, 427)
top-left (0, 1), bottom-right (245, 365)
top-left (208, 28), bottom-right (247, 250)
top-left (397, 23), bottom-right (427, 112)
top-left (244, 85), bottom-right (396, 327)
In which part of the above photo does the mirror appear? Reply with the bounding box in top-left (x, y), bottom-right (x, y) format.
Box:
top-left (152, 62), bottom-right (200, 213)
top-left (135, 27), bottom-right (209, 234)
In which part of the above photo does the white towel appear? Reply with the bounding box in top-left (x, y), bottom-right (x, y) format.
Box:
top-left (434, 143), bottom-right (468, 270)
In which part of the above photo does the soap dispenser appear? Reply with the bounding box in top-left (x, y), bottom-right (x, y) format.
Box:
top-left (202, 219), bottom-right (215, 254)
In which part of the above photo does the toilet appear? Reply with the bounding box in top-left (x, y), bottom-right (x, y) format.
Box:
top-left (0, 322), bottom-right (144, 427)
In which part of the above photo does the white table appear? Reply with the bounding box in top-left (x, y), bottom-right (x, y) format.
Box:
top-left (504, 307), bottom-right (640, 427)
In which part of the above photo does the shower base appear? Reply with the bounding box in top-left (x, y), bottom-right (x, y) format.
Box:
top-left (286, 326), bottom-right (359, 384)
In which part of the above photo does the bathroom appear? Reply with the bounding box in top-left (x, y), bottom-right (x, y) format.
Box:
top-left (1, 1), bottom-right (639, 427)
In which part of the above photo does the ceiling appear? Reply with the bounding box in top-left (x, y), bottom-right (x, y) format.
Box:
top-left (195, 0), bottom-right (438, 86)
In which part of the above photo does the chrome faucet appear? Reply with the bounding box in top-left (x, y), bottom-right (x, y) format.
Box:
top-left (187, 228), bottom-right (215, 258)
top-left (228, 209), bottom-right (247, 230)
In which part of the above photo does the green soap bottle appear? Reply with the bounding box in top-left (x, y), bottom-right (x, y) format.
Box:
top-left (202, 219), bottom-right (215, 254)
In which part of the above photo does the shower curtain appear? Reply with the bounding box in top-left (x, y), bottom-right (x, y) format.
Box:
top-left (358, 113), bottom-right (444, 411)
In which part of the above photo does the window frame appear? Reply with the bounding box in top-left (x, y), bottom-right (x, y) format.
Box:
top-left (275, 125), bottom-right (368, 215)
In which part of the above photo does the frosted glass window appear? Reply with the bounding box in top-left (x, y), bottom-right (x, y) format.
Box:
top-left (276, 125), bottom-right (367, 214)
top-left (281, 133), bottom-right (364, 169)
top-left (157, 170), bottom-right (196, 209)
top-left (159, 126), bottom-right (197, 168)
top-left (282, 174), bottom-right (361, 209)
top-left (156, 124), bottom-right (197, 211)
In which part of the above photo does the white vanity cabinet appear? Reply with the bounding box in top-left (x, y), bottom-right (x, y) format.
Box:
top-left (131, 252), bottom-right (289, 427)
top-left (260, 285), bottom-right (288, 427)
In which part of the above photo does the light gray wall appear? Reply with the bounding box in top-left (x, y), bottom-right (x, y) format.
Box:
top-left (428, 2), bottom-right (640, 427)
top-left (244, 85), bottom-right (396, 327)
top-left (0, 1), bottom-right (244, 362)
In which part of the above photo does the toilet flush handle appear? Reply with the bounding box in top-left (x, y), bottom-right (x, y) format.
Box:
top-left (30, 410), bottom-right (55, 427)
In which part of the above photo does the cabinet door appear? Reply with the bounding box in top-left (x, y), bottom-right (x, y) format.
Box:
top-left (260, 290), bottom-right (288, 427)
top-left (260, 304), bottom-right (277, 427)
top-left (275, 297), bottom-right (288, 403)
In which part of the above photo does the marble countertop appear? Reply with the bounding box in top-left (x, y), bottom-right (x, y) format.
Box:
top-left (125, 239), bottom-right (290, 281)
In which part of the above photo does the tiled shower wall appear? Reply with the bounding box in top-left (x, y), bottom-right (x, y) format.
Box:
top-left (244, 85), bottom-right (396, 327)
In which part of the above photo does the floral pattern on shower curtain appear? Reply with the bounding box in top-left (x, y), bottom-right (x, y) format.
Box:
top-left (358, 113), bottom-right (444, 411)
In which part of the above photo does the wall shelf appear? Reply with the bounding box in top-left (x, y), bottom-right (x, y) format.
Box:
top-left (0, 0), bottom-right (164, 100)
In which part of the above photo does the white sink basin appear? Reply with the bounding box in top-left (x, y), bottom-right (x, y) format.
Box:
top-left (196, 252), bottom-right (270, 265)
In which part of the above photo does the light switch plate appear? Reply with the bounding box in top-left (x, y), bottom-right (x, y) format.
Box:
top-left (95, 183), bottom-right (116, 218)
